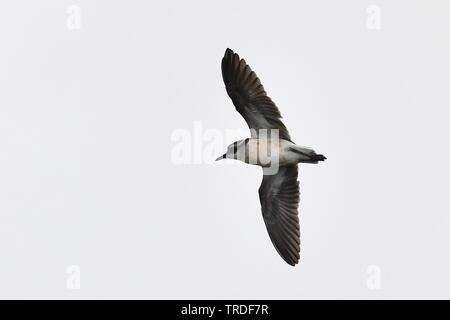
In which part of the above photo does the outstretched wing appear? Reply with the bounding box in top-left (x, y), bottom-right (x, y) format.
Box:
top-left (258, 165), bottom-right (300, 266)
top-left (221, 48), bottom-right (292, 141)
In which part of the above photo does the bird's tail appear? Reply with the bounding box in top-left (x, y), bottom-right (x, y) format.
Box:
top-left (306, 153), bottom-right (327, 163)
top-left (289, 147), bottom-right (326, 164)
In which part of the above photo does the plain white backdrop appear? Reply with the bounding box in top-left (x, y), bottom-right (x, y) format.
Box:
top-left (0, 0), bottom-right (449, 299)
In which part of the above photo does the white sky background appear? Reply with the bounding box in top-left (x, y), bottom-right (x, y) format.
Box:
top-left (0, 0), bottom-right (449, 298)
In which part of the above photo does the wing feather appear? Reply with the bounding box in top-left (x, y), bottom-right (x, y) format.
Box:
top-left (221, 48), bottom-right (292, 141)
top-left (258, 165), bottom-right (300, 266)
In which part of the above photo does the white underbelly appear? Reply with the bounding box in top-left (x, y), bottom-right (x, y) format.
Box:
top-left (245, 139), bottom-right (297, 166)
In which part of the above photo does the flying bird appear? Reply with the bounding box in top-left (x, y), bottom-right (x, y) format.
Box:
top-left (217, 48), bottom-right (326, 266)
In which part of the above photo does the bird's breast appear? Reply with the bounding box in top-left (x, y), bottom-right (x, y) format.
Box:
top-left (243, 139), bottom-right (294, 167)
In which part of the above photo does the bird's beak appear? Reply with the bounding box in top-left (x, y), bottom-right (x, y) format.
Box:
top-left (215, 154), bottom-right (226, 161)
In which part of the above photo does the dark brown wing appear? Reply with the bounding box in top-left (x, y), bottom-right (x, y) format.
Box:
top-left (221, 48), bottom-right (292, 141)
top-left (259, 165), bottom-right (300, 266)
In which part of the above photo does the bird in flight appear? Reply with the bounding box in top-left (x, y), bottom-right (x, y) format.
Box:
top-left (217, 48), bottom-right (326, 266)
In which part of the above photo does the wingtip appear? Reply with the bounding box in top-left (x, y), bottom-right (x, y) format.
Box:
top-left (281, 251), bottom-right (300, 266)
top-left (286, 258), bottom-right (299, 267)
top-left (224, 48), bottom-right (240, 60)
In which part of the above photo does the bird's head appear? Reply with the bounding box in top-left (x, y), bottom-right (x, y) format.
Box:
top-left (215, 140), bottom-right (247, 161)
top-left (215, 153), bottom-right (228, 161)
